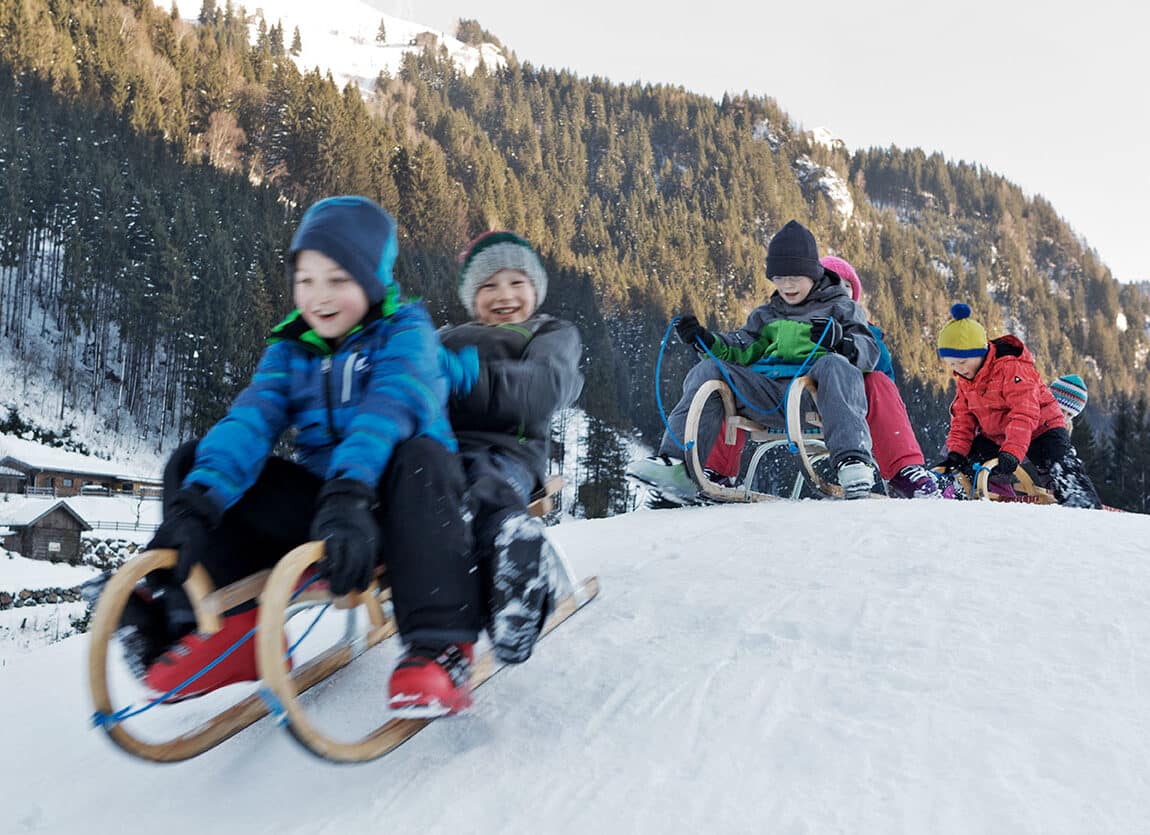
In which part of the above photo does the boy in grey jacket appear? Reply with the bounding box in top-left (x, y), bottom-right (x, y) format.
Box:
top-left (438, 231), bottom-right (584, 663)
top-left (629, 220), bottom-right (878, 501)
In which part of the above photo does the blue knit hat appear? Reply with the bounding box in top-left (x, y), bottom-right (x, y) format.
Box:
top-left (289, 196), bottom-right (398, 306)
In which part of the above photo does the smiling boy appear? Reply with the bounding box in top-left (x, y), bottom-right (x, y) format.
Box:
top-left (124, 196), bottom-right (482, 716)
top-left (628, 219), bottom-right (879, 502)
top-left (436, 231), bottom-right (584, 664)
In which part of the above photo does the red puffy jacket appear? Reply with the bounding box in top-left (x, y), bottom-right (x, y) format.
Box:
top-left (946, 335), bottom-right (1066, 461)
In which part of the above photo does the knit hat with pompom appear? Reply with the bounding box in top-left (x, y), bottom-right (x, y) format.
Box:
top-left (937, 303), bottom-right (988, 358)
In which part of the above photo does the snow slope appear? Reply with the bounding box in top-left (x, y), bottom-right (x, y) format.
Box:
top-left (3, 499), bottom-right (1150, 834)
top-left (246, 0), bottom-right (505, 92)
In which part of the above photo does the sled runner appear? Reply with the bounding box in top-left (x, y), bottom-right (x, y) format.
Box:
top-left (681, 379), bottom-right (828, 503)
top-left (87, 477), bottom-right (598, 764)
top-left (784, 376), bottom-right (887, 500)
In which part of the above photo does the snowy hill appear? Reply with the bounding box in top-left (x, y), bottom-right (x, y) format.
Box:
top-left (4, 499), bottom-right (1150, 833)
top-left (244, 0), bottom-right (505, 91)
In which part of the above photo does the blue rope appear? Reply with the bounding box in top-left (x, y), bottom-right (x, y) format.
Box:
top-left (94, 572), bottom-right (329, 729)
top-left (690, 319), bottom-right (834, 453)
top-left (655, 319), bottom-right (694, 452)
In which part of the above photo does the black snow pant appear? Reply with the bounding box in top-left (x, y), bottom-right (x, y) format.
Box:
top-left (154, 437), bottom-right (480, 645)
top-left (459, 447), bottom-right (544, 627)
top-left (968, 428), bottom-right (1102, 509)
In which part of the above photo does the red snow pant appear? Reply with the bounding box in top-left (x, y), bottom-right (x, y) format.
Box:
top-left (704, 372), bottom-right (924, 481)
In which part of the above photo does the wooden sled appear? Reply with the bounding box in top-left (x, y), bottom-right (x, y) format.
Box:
top-left (958, 457), bottom-right (1057, 504)
top-left (88, 477), bottom-right (598, 764)
top-left (682, 379), bottom-right (827, 502)
top-left (87, 549), bottom-right (396, 763)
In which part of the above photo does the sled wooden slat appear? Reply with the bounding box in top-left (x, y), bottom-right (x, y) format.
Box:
top-left (528, 476), bottom-right (564, 517)
top-left (257, 539), bottom-right (600, 763)
top-left (197, 569), bottom-right (272, 623)
top-left (183, 564), bottom-right (222, 635)
top-left (88, 547), bottom-right (396, 763)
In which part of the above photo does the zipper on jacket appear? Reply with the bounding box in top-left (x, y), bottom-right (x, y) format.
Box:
top-left (342, 351), bottom-right (358, 403)
top-left (321, 357), bottom-right (341, 443)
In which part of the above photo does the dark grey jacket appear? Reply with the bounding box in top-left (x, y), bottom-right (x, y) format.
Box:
top-left (438, 315), bottom-right (583, 487)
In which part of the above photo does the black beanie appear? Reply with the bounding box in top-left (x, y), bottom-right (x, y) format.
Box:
top-left (766, 220), bottom-right (824, 280)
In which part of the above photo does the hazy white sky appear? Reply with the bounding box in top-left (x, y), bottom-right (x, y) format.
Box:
top-left (370, 0), bottom-right (1148, 282)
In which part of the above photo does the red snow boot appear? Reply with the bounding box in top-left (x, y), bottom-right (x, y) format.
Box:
top-left (143, 607), bottom-right (282, 702)
top-left (388, 643), bottom-right (474, 717)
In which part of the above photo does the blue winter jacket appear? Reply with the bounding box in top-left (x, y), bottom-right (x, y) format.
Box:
top-left (184, 297), bottom-right (457, 512)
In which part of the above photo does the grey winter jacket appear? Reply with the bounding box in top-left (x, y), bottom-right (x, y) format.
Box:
top-left (438, 315), bottom-right (583, 487)
top-left (713, 271), bottom-right (880, 375)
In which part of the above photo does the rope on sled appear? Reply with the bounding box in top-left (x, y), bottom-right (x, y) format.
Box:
top-left (655, 316), bottom-right (834, 453)
top-left (92, 574), bottom-right (327, 729)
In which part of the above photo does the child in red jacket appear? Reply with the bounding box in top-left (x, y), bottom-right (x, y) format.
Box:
top-left (934, 304), bottom-right (1101, 508)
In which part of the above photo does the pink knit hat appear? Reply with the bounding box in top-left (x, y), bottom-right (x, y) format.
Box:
top-left (820, 255), bottom-right (861, 302)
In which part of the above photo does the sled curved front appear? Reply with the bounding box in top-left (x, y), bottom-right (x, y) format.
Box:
top-left (682, 379), bottom-right (819, 502)
top-left (256, 541), bottom-right (400, 763)
top-left (973, 458), bottom-right (1057, 504)
top-left (784, 376), bottom-right (841, 498)
top-left (87, 549), bottom-right (268, 762)
top-left (257, 540), bottom-right (601, 763)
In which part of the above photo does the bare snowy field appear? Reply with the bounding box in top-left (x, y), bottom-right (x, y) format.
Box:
top-left (2, 499), bottom-right (1149, 834)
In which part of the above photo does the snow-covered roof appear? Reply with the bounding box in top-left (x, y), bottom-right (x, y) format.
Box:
top-left (0, 434), bottom-right (160, 483)
top-left (0, 497), bottom-right (90, 530)
top-left (0, 466), bottom-right (26, 478)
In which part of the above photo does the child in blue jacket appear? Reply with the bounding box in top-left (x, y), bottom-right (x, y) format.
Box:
top-left (124, 197), bottom-right (479, 717)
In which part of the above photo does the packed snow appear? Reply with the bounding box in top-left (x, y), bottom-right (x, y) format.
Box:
top-left (0, 549), bottom-right (100, 594)
top-left (2, 497), bottom-right (1149, 833)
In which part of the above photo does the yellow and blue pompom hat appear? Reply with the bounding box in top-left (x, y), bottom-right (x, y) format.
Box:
top-left (937, 303), bottom-right (988, 358)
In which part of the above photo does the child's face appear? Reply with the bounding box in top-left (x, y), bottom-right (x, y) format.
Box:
top-left (772, 275), bottom-right (815, 305)
top-left (474, 269), bottom-right (537, 325)
top-left (293, 249), bottom-right (369, 343)
top-left (944, 356), bottom-right (985, 380)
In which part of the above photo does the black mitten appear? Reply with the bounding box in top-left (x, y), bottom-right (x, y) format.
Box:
top-left (148, 485), bottom-right (220, 583)
top-left (992, 451), bottom-right (1020, 476)
top-left (808, 317), bottom-right (844, 350)
top-left (310, 479), bottom-right (380, 596)
top-left (674, 315), bottom-right (713, 352)
top-left (932, 450), bottom-right (968, 473)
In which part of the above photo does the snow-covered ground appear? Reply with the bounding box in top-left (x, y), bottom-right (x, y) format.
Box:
top-left (2, 498), bottom-right (1149, 834)
top-left (0, 550), bottom-right (100, 594)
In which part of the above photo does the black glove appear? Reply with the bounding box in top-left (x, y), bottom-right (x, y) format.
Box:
top-left (992, 451), bottom-right (1020, 476)
top-left (933, 450), bottom-right (968, 473)
top-left (809, 317), bottom-right (844, 351)
top-left (148, 485), bottom-right (220, 583)
top-left (310, 479), bottom-right (380, 596)
top-left (675, 315), bottom-right (712, 352)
